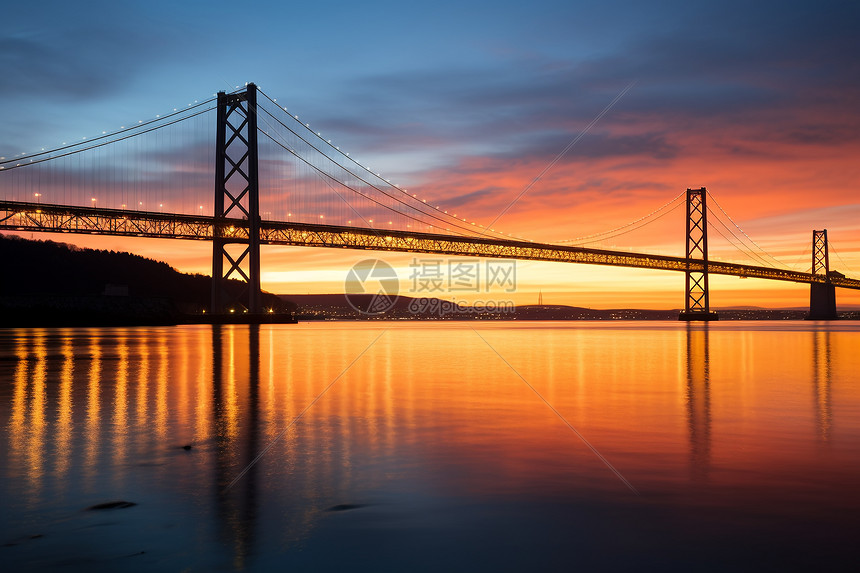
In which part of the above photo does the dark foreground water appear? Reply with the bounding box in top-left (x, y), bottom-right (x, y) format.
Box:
top-left (1, 321), bottom-right (859, 571)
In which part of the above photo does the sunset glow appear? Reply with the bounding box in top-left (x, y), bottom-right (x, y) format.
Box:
top-left (2, 1), bottom-right (858, 309)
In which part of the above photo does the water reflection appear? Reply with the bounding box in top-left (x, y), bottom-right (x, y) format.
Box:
top-left (84, 331), bottom-right (101, 488)
top-left (685, 324), bottom-right (711, 481)
top-left (213, 325), bottom-right (260, 569)
top-left (812, 330), bottom-right (832, 441)
top-left (55, 334), bottom-right (74, 487)
top-left (2, 323), bottom-right (860, 571)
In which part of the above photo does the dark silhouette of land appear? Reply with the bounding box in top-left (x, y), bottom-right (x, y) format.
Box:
top-left (0, 235), bottom-right (293, 326)
top-left (282, 294), bottom-right (823, 321)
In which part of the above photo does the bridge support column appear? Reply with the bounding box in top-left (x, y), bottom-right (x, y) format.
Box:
top-left (680, 187), bottom-right (719, 321)
top-left (807, 229), bottom-right (838, 320)
top-left (211, 83), bottom-right (263, 315)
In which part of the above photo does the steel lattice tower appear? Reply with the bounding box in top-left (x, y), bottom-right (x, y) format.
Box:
top-left (812, 230), bottom-right (829, 277)
top-left (680, 188), bottom-right (718, 321)
top-left (211, 84), bottom-right (262, 315)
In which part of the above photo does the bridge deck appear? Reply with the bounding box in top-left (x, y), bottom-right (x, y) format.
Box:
top-left (3, 200), bottom-right (859, 290)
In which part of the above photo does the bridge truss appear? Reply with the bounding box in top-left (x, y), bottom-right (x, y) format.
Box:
top-left (4, 200), bottom-right (860, 291)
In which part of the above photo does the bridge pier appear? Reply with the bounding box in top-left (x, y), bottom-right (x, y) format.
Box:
top-left (679, 188), bottom-right (719, 321)
top-left (809, 282), bottom-right (837, 320)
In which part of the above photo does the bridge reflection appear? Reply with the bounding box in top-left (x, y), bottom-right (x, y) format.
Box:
top-left (812, 330), bottom-right (832, 441)
top-left (0, 323), bottom-right (850, 567)
top-left (685, 324), bottom-right (711, 481)
top-left (212, 324), bottom-right (260, 567)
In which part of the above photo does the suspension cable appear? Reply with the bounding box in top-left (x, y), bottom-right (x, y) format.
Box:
top-left (706, 207), bottom-right (776, 268)
top-left (705, 190), bottom-right (786, 269)
top-left (1, 98), bottom-right (218, 167)
top-left (0, 106), bottom-right (216, 171)
top-left (259, 130), bottom-right (494, 238)
top-left (828, 239), bottom-right (857, 274)
top-left (556, 190), bottom-right (685, 245)
top-left (256, 106), bottom-right (504, 239)
top-left (257, 88), bottom-right (524, 240)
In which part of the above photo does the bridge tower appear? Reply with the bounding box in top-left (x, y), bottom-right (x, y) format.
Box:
top-left (807, 229), bottom-right (837, 320)
top-left (679, 187), bottom-right (719, 321)
top-left (211, 84), bottom-right (263, 315)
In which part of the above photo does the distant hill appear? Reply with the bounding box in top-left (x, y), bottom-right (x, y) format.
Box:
top-left (280, 294), bottom-right (842, 321)
top-left (280, 293), bottom-right (680, 320)
top-left (0, 234), bottom-right (293, 326)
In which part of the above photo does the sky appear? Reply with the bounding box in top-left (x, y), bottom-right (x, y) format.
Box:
top-left (2, 0), bottom-right (859, 309)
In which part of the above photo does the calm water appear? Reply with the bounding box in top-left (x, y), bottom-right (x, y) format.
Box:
top-left (1, 321), bottom-right (859, 571)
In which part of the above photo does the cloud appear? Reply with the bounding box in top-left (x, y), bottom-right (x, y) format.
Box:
top-left (0, 31), bottom-right (143, 101)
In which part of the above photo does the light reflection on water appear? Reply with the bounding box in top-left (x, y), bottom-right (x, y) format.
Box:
top-left (1, 321), bottom-right (859, 571)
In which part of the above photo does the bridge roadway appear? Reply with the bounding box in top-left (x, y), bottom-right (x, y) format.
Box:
top-left (3, 200), bottom-right (859, 290)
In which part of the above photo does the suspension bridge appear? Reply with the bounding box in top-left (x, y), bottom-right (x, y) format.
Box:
top-left (1, 83), bottom-right (856, 320)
